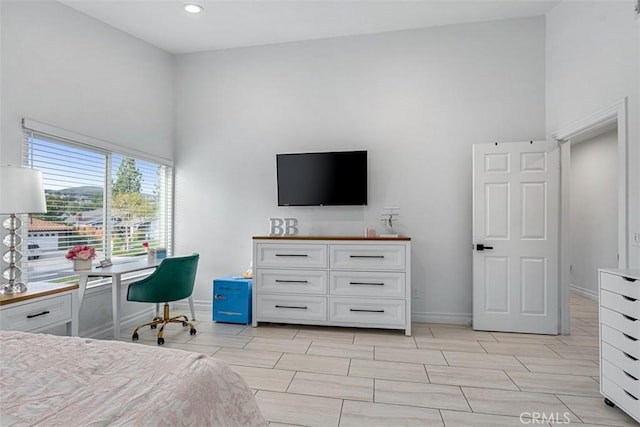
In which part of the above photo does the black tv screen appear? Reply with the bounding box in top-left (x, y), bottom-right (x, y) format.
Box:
top-left (277, 150), bottom-right (368, 206)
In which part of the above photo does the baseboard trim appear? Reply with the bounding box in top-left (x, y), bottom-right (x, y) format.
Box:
top-left (82, 307), bottom-right (155, 339)
top-left (172, 299), bottom-right (212, 313)
top-left (570, 284), bottom-right (598, 301)
top-left (412, 311), bottom-right (472, 326)
top-left (173, 301), bottom-right (472, 327)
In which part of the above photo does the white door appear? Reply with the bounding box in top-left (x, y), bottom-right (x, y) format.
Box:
top-left (472, 141), bottom-right (559, 334)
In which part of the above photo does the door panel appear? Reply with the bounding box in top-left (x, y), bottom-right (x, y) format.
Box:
top-left (473, 141), bottom-right (559, 334)
top-left (484, 257), bottom-right (509, 313)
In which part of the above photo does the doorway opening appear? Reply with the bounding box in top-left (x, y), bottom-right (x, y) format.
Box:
top-left (553, 98), bottom-right (628, 335)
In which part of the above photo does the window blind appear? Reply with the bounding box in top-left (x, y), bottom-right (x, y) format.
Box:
top-left (22, 126), bottom-right (174, 284)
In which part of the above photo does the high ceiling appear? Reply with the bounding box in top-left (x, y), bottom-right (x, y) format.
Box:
top-left (59, 0), bottom-right (561, 54)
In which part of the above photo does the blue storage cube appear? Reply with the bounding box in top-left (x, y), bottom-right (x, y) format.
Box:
top-left (212, 276), bottom-right (252, 324)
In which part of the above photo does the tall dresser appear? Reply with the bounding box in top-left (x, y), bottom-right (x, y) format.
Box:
top-left (598, 268), bottom-right (639, 423)
top-left (252, 236), bottom-right (411, 335)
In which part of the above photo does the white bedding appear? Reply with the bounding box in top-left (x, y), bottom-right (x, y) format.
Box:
top-left (0, 331), bottom-right (266, 426)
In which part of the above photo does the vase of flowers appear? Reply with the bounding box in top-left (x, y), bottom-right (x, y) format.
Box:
top-left (143, 241), bottom-right (155, 261)
top-left (66, 245), bottom-right (97, 271)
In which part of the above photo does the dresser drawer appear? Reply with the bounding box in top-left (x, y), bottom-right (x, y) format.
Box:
top-left (602, 324), bottom-right (640, 360)
top-left (601, 289), bottom-right (639, 319)
top-left (601, 307), bottom-right (640, 339)
top-left (256, 243), bottom-right (327, 269)
top-left (601, 271), bottom-right (640, 300)
top-left (329, 297), bottom-right (405, 326)
top-left (0, 294), bottom-right (72, 332)
top-left (602, 377), bottom-right (640, 421)
top-left (602, 341), bottom-right (640, 378)
top-left (330, 271), bottom-right (405, 297)
top-left (330, 245), bottom-right (405, 270)
top-left (256, 295), bottom-right (327, 322)
top-left (256, 269), bottom-right (327, 294)
top-left (602, 359), bottom-right (640, 397)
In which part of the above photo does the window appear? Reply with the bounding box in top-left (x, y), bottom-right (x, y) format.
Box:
top-left (22, 122), bottom-right (173, 283)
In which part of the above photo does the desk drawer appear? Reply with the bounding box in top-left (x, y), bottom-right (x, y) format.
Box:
top-left (329, 297), bottom-right (405, 326)
top-left (256, 244), bottom-right (327, 269)
top-left (330, 271), bottom-right (405, 297)
top-left (602, 341), bottom-right (640, 378)
top-left (601, 307), bottom-right (640, 339)
top-left (256, 295), bottom-right (326, 322)
top-left (601, 271), bottom-right (639, 300)
top-left (602, 378), bottom-right (640, 421)
top-left (330, 245), bottom-right (405, 271)
top-left (0, 294), bottom-right (72, 332)
top-left (601, 289), bottom-right (639, 320)
top-left (256, 269), bottom-right (327, 294)
top-left (602, 324), bottom-right (640, 360)
top-left (602, 359), bottom-right (640, 397)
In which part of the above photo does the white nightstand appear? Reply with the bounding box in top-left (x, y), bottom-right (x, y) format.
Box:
top-left (0, 282), bottom-right (79, 336)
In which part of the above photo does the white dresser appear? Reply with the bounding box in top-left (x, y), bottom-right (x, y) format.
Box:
top-left (0, 281), bottom-right (79, 336)
top-left (598, 268), bottom-right (639, 423)
top-left (252, 236), bottom-right (412, 335)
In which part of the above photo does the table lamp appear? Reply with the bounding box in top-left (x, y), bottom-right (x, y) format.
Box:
top-left (0, 165), bottom-right (47, 294)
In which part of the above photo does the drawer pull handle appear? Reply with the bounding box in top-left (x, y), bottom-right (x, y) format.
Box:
top-left (350, 308), bottom-right (385, 313)
top-left (26, 310), bottom-right (50, 319)
top-left (623, 333), bottom-right (638, 342)
top-left (623, 390), bottom-right (638, 401)
top-left (622, 314), bottom-right (638, 322)
top-left (623, 352), bottom-right (639, 361)
top-left (623, 371), bottom-right (639, 381)
top-left (622, 276), bottom-right (638, 282)
top-left (214, 294), bottom-right (227, 300)
top-left (275, 254), bottom-right (308, 257)
top-left (622, 295), bottom-right (638, 302)
top-left (275, 280), bottom-right (309, 284)
top-left (349, 282), bottom-right (385, 286)
top-left (275, 305), bottom-right (307, 310)
top-left (350, 255), bottom-right (385, 259)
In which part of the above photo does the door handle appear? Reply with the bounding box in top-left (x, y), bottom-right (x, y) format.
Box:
top-left (475, 244), bottom-right (494, 251)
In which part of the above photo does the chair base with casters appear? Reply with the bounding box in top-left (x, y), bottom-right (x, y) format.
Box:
top-left (131, 302), bottom-right (197, 345)
top-left (127, 253), bottom-right (200, 346)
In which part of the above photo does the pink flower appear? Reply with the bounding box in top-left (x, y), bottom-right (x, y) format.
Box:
top-left (66, 245), bottom-right (97, 261)
top-left (142, 241), bottom-right (149, 248)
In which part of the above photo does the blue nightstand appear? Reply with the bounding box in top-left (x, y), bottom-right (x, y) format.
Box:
top-left (212, 276), bottom-right (252, 324)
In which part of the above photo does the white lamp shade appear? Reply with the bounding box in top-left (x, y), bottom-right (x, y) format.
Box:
top-left (0, 165), bottom-right (47, 214)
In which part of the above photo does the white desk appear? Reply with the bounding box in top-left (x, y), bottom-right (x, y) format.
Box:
top-left (76, 258), bottom-right (196, 339)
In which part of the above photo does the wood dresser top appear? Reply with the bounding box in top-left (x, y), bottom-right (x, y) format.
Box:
top-left (0, 282), bottom-right (79, 306)
top-left (253, 236), bottom-right (411, 241)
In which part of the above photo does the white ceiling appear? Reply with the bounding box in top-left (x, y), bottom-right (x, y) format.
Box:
top-left (59, 0), bottom-right (561, 55)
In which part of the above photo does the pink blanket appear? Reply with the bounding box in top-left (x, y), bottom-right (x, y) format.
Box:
top-left (0, 331), bottom-right (266, 426)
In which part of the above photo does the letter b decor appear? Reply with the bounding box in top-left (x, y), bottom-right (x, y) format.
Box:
top-left (269, 218), bottom-right (299, 236)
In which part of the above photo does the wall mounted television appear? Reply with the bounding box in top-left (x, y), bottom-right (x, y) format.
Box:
top-left (276, 150), bottom-right (368, 206)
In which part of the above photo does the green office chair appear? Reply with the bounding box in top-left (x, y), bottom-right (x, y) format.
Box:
top-left (127, 253), bottom-right (200, 345)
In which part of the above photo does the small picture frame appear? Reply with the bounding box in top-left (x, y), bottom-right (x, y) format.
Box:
top-left (100, 259), bottom-right (112, 268)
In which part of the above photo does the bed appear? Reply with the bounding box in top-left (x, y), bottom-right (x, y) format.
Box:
top-left (0, 330), bottom-right (266, 426)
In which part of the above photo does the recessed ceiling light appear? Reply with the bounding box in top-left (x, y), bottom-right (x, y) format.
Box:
top-left (183, 4), bottom-right (203, 14)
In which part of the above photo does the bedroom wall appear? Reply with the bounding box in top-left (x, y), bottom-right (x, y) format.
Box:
top-left (546, 0), bottom-right (640, 269)
top-left (174, 16), bottom-right (547, 323)
top-left (0, 1), bottom-right (174, 336)
top-left (570, 130), bottom-right (618, 297)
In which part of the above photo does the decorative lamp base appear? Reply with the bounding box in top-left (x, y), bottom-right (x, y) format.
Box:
top-left (0, 281), bottom-right (27, 295)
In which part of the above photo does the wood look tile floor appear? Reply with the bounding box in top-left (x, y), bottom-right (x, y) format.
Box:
top-left (121, 293), bottom-right (640, 427)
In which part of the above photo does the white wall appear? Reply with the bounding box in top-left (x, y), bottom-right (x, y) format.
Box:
top-left (0, 1), bottom-right (174, 164)
top-left (546, 0), bottom-right (640, 269)
top-left (174, 17), bottom-right (546, 323)
top-left (0, 1), bottom-right (174, 335)
top-left (570, 130), bottom-right (618, 296)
